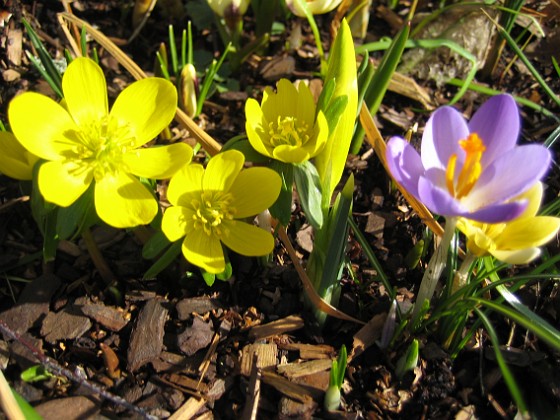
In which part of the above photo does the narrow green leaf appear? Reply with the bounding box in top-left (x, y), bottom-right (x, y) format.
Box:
top-left (268, 161), bottom-right (294, 227)
top-left (395, 339), bottom-right (419, 379)
top-left (294, 162), bottom-right (323, 230)
top-left (143, 240), bottom-right (182, 280)
top-left (142, 230), bottom-right (171, 260)
top-left (12, 389), bottom-right (42, 420)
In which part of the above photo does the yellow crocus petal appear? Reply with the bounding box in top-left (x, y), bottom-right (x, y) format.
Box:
top-left (167, 163), bottom-right (204, 207)
top-left (228, 167), bottom-right (281, 218)
top-left (95, 171), bottom-right (157, 227)
top-left (221, 220), bottom-right (275, 256)
top-left (183, 229), bottom-right (225, 274)
top-left (516, 182), bottom-right (542, 219)
top-left (497, 216), bottom-right (560, 249)
top-left (123, 143), bottom-right (193, 179)
top-left (204, 150), bottom-right (244, 192)
top-left (8, 92), bottom-right (79, 160)
top-left (62, 57), bottom-right (108, 127)
top-left (39, 160), bottom-right (92, 206)
top-left (162, 206), bottom-right (195, 242)
top-left (0, 132), bottom-right (36, 180)
top-left (110, 78), bottom-right (177, 148)
top-left (491, 248), bottom-right (541, 265)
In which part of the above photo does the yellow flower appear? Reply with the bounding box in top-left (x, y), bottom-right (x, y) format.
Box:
top-left (245, 79), bottom-right (328, 164)
top-left (0, 131), bottom-right (39, 180)
top-left (8, 57), bottom-right (192, 228)
top-left (206, 0), bottom-right (250, 17)
top-left (287, 0), bottom-right (343, 17)
top-left (457, 183), bottom-right (560, 264)
top-left (162, 150), bottom-right (281, 274)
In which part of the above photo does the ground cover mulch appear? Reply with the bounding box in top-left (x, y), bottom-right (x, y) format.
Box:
top-left (1, 0), bottom-right (560, 418)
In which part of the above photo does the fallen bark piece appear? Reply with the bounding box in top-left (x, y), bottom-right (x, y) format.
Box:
top-left (277, 359), bottom-right (333, 379)
top-left (249, 315), bottom-right (304, 341)
top-left (41, 308), bottom-right (92, 344)
top-left (349, 312), bottom-right (387, 362)
top-left (127, 298), bottom-right (168, 372)
top-left (79, 301), bottom-right (129, 331)
top-left (240, 343), bottom-right (278, 377)
top-left (278, 342), bottom-right (335, 360)
top-left (177, 316), bottom-right (214, 356)
top-left (34, 396), bottom-right (99, 420)
top-left (176, 297), bottom-right (222, 320)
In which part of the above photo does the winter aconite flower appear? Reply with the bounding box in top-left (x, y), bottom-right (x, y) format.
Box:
top-left (8, 57), bottom-right (192, 228)
top-left (386, 94), bottom-right (551, 223)
top-left (0, 131), bottom-right (39, 180)
top-left (245, 79), bottom-right (328, 164)
top-left (457, 183), bottom-right (560, 264)
top-left (162, 150), bottom-right (281, 274)
top-left (287, 0), bottom-right (343, 17)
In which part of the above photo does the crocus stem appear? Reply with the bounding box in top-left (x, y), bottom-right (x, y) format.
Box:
top-left (412, 217), bottom-right (458, 320)
top-left (451, 251), bottom-right (477, 293)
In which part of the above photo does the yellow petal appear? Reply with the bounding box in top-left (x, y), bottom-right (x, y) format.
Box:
top-left (162, 206), bottom-right (195, 242)
top-left (63, 58), bottom-right (108, 127)
top-left (0, 132), bottom-right (37, 180)
top-left (39, 161), bottom-right (92, 207)
top-left (110, 78), bottom-right (177, 148)
top-left (272, 145), bottom-right (309, 163)
top-left (167, 163), bottom-right (204, 207)
top-left (204, 150), bottom-right (244, 192)
top-left (245, 99), bottom-right (273, 158)
top-left (182, 229), bottom-right (225, 273)
top-left (491, 248), bottom-right (541, 265)
top-left (295, 81), bottom-right (316, 125)
top-left (228, 167), bottom-right (281, 218)
top-left (8, 92), bottom-right (80, 160)
top-left (262, 79), bottom-right (298, 121)
top-left (516, 182), bottom-right (542, 219)
top-left (124, 143), bottom-right (193, 179)
top-left (95, 171), bottom-right (157, 227)
top-left (497, 216), bottom-right (560, 249)
top-left (221, 220), bottom-right (275, 256)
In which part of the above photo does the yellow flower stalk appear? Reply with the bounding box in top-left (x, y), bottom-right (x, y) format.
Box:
top-left (162, 150), bottom-right (281, 274)
top-left (245, 79), bottom-right (328, 164)
top-left (8, 57), bottom-right (192, 228)
top-left (0, 131), bottom-right (39, 180)
top-left (457, 183), bottom-right (560, 264)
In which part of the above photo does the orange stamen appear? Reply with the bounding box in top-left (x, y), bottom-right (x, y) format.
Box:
top-left (446, 133), bottom-right (486, 198)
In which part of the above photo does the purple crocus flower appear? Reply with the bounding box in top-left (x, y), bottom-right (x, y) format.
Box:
top-left (386, 94), bottom-right (551, 223)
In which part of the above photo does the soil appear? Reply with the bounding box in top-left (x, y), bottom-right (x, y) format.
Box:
top-left (1, 0), bottom-right (560, 419)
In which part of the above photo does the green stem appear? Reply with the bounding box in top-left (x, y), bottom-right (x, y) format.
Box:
top-left (412, 217), bottom-right (457, 320)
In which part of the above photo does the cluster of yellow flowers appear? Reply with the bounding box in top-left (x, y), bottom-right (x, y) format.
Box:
top-left (0, 57), bottom-right (280, 274)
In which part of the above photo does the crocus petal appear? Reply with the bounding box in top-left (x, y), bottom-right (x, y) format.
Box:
top-left (124, 143), bottom-right (193, 179)
top-left (421, 106), bottom-right (470, 170)
top-left (386, 137), bottom-right (424, 198)
top-left (63, 57), bottom-right (108, 127)
top-left (8, 92), bottom-right (80, 160)
top-left (417, 176), bottom-right (464, 216)
top-left (228, 167), bottom-right (281, 218)
top-left (95, 171), bottom-right (157, 227)
top-left (167, 163), bottom-right (204, 207)
top-left (491, 248), bottom-right (541, 265)
top-left (463, 200), bottom-right (527, 223)
top-left (516, 182), bottom-right (542, 219)
top-left (162, 206), bottom-right (195, 242)
top-left (110, 78), bottom-right (177, 148)
top-left (204, 150), bottom-right (244, 192)
top-left (221, 220), bottom-right (275, 256)
top-left (497, 216), bottom-right (560, 249)
top-left (466, 145), bottom-right (551, 208)
top-left (39, 161), bottom-right (92, 207)
top-left (469, 94), bottom-right (520, 166)
top-left (182, 229), bottom-right (225, 274)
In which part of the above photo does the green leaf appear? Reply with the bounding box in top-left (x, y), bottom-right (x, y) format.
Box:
top-left (294, 162), bottom-right (323, 230)
top-left (222, 136), bottom-right (271, 164)
top-left (395, 339), bottom-right (419, 379)
top-left (268, 161), bottom-right (294, 227)
top-left (143, 240), bottom-right (182, 280)
top-left (56, 183), bottom-right (98, 241)
top-left (142, 230), bottom-right (172, 260)
top-left (21, 365), bottom-right (54, 383)
top-left (12, 389), bottom-right (42, 420)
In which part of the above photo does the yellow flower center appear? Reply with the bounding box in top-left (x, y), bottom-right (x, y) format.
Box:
top-left (65, 117), bottom-right (135, 180)
top-left (268, 116), bottom-right (310, 148)
top-left (191, 191), bottom-right (236, 237)
top-left (445, 133), bottom-right (486, 199)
